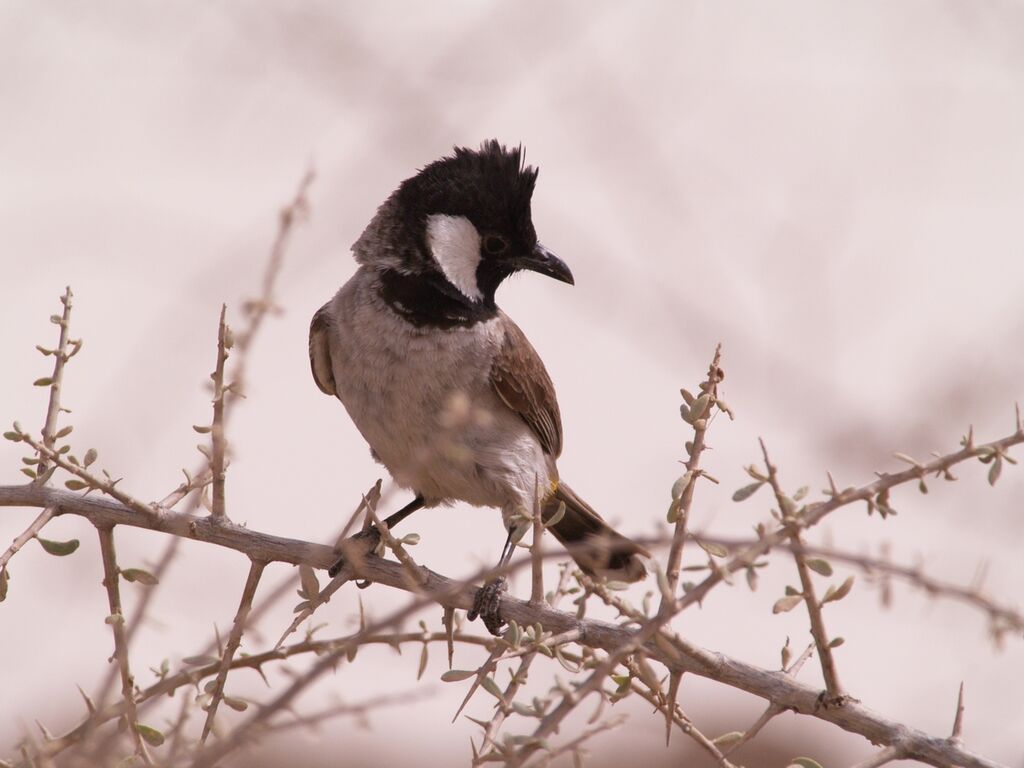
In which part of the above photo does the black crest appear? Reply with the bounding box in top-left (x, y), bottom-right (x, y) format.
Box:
top-left (397, 140), bottom-right (539, 239)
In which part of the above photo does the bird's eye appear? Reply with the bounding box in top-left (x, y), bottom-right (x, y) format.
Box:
top-left (483, 234), bottom-right (508, 255)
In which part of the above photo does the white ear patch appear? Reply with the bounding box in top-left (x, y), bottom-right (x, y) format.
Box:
top-left (426, 214), bottom-right (483, 301)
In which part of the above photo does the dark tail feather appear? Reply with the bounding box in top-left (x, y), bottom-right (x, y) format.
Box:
top-left (543, 481), bottom-right (648, 582)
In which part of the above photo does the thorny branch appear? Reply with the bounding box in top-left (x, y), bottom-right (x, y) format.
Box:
top-left (35, 286), bottom-right (76, 482)
top-left (199, 558), bottom-right (267, 744)
top-left (675, 424), bottom-right (1024, 613)
top-left (760, 438), bottom-right (845, 703)
top-left (661, 344), bottom-right (724, 612)
top-left (208, 305), bottom-right (230, 522)
top-left (96, 525), bottom-right (152, 765)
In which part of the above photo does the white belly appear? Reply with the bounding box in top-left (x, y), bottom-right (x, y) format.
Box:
top-left (326, 271), bottom-right (550, 512)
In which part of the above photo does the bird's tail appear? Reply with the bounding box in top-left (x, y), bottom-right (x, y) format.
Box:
top-left (543, 481), bottom-right (648, 583)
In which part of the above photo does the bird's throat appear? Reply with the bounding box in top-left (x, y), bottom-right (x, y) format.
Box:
top-left (378, 269), bottom-right (498, 330)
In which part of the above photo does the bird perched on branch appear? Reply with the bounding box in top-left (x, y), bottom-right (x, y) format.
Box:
top-left (309, 141), bottom-right (648, 634)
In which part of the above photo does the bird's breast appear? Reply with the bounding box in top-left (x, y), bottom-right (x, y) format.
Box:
top-left (326, 272), bottom-right (547, 508)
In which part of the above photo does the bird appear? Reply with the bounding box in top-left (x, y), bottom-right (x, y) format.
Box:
top-left (309, 140), bottom-right (648, 634)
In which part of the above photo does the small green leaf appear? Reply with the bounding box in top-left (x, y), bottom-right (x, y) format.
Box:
top-left (508, 520), bottom-right (531, 547)
top-left (121, 568), bottom-right (159, 586)
top-left (223, 695), bottom-right (248, 712)
top-left (821, 575), bottom-right (855, 605)
top-left (697, 539), bottom-right (728, 558)
top-left (105, 613), bottom-right (124, 625)
top-left (440, 669), bottom-right (477, 682)
top-left (745, 567), bottom-right (758, 592)
top-left (712, 731), bottom-right (744, 748)
top-left (732, 482), bottom-right (764, 502)
top-left (480, 676), bottom-right (504, 700)
top-left (192, 425), bottom-right (212, 434)
top-left (544, 501), bottom-right (566, 529)
top-left (670, 472), bottom-right (692, 501)
top-left (183, 655), bottom-right (219, 666)
top-left (2, 432), bottom-right (22, 442)
top-left (988, 456), bottom-right (1002, 486)
top-left (400, 533), bottom-right (421, 546)
top-left (828, 636), bottom-right (845, 648)
top-left (134, 723), bottom-right (165, 747)
top-left (417, 643), bottom-right (429, 680)
top-left (55, 425), bottom-right (73, 438)
top-left (84, 448), bottom-right (98, 467)
top-left (298, 564), bottom-right (320, 600)
top-left (688, 394), bottom-right (710, 421)
top-left (65, 479), bottom-right (89, 491)
top-left (20, 468), bottom-right (36, 479)
top-left (805, 558), bottom-right (833, 577)
top-left (33, 377), bottom-right (54, 387)
top-left (38, 538), bottom-right (80, 556)
top-left (772, 595), bottom-right (803, 614)
top-left (0, 567), bottom-right (9, 602)
top-left (666, 499), bottom-right (682, 524)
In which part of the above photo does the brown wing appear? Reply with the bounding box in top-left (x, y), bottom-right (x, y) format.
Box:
top-left (490, 314), bottom-right (563, 458)
top-left (309, 303), bottom-right (336, 396)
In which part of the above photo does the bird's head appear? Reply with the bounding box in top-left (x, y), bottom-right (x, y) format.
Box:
top-left (354, 141), bottom-right (573, 307)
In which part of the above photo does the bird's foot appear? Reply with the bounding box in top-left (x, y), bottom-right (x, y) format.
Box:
top-left (467, 576), bottom-right (508, 636)
top-left (328, 528), bottom-right (382, 578)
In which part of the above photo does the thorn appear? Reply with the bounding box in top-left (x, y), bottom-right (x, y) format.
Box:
top-left (664, 670), bottom-right (682, 746)
top-left (950, 681), bottom-right (965, 743)
top-left (76, 684), bottom-right (96, 715)
top-left (443, 606), bottom-right (456, 668)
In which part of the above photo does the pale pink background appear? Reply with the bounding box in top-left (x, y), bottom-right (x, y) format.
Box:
top-left (2, 3), bottom-right (1023, 765)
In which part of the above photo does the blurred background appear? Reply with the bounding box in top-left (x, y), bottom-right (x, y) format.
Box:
top-left (2, 2), bottom-right (1024, 765)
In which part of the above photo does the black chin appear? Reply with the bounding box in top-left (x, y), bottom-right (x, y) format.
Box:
top-left (475, 261), bottom-right (516, 304)
top-left (378, 269), bottom-right (497, 330)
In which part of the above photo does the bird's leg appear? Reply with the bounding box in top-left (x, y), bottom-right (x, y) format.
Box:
top-left (468, 529), bottom-right (515, 636)
top-left (328, 495), bottom-right (425, 577)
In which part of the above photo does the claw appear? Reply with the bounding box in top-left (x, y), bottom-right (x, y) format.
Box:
top-left (468, 577), bottom-right (508, 636)
top-left (328, 528), bottom-right (382, 578)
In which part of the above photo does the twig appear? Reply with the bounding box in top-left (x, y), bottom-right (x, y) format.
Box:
top-left (209, 305), bottom-right (230, 521)
top-left (199, 558), bottom-right (266, 744)
top-left (530, 476), bottom-right (544, 604)
top-left (0, 505), bottom-right (57, 569)
top-left (36, 631), bottom-right (493, 762)
top-left (676, 427), bottom-right (1024, 613)
top-left (95, 525), bottom-right (152, 766)
top-left (721, 643), bottom-right (815, 756)
top-left (261, 688), bottom-right (434, 736)
top-left (13, 430), bottom-right (159, 521)
top-left (848, 745), bottom-right (905, 768)
top-left (624, 666), bottom-right (737, 768)
top-left (35, 287), bottom-right (76, 482)
top-left (761, 438), bottom-right (844, 702)
top-left (661, 345), bottom-right (723, 612)
top-left (528, 715), bottom-right (628, 767)
top-left (690, 535), bottom-right (1024, 637)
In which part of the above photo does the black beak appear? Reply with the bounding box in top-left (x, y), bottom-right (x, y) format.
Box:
top-left (516, 243), bottom-right (574, 285)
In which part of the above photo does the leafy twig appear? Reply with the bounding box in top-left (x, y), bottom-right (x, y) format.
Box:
top-left (199, 558), bottom-right (266, 744)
